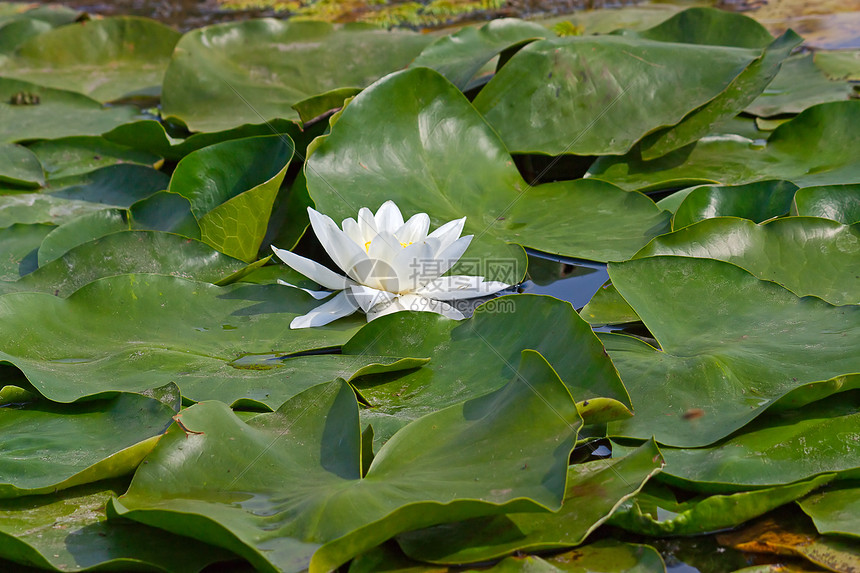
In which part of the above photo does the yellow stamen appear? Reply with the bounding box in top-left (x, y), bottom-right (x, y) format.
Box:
top-left (400, 241), bottom-right (413, 248)
top-left (364, 240), bottom-right (372, 252)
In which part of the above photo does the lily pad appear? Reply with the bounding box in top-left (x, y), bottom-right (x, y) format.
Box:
top-left (45, 163), bottom-right (168, 208)
top-left (630, 7), bottom-right (774, 49)
top-left (27, 136), bottom-right (162, 181)
top-left (0, 223), bottom-right (53, 281)
top-left (633, 217), bottom-right (860, 305)
top-left (168, 135), bottom-right (292, 261)
top-left (793, 184), bottom-right (860, 224)
top-left (616, 389), bottom-right (860, 493)
top-left (815, 49), bottom-right (860, 81)
top-left (0, 77), bottom-right (139, 144)
top-left (745, 53), bottom-right (854, 118)
top-left (798, 484), bottom-right (860, 538)
top-left (0, 479), bottom-right (235, 572)
top-left (343, 294), bottom-right (631, 446)
top-left (472, 35), bottom-right (759, 155)
top-left (0, 273), bottom-right (365, 402)
top-left (671, 180), bottom-right (798, 229)
top-left (35, 209), bottom-right (129, 266)
top-left (580, 283), bottom-right (640, 326)
top-left (306, 67), bottom-right (670, 269)
top-left (0, 193), bottom-right (109, 227)
top-left (2, 17), bottom-right (181, 102)
top-left (0, 143), bottom-right (44, 187)
top-left (397, 441), bottom-right (663, 564)
top-left (0, 391), bottom-right (175, 497)
top-left (467, 541), bottom-right (666, 572)
top-left (113, 353), bottom-right (581, 573)
top-left (602, 256), bottom-right (860, 447)
top-left (409, 18), bottom-right (548, 90)
top-left (161, 20), bottom-right (432, 133)
top-left (588, 101), bottom-right (860, 191)
top-left (608, 475), bottom-right (834, 536)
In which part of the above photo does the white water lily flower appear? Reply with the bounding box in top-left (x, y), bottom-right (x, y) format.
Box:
top-left (272, 201), bottom-right (511, 328)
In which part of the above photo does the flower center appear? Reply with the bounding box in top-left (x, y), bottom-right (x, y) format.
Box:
top-left (400, 241), bottom-right (413, 248)
top-left (364, 240), bottom-right (372, 252)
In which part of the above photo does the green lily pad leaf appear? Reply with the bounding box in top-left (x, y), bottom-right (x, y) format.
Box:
top-left (588, 101), bottom-right (860, 191)
top-left (635, 217), bottom-right (860, 305)
top-left (0, 391), bottom-right (174, 498)
top-left (537, 5), bottom-right (681, 36)
top-left (630, 7), bottom-right (774, 49)
top-left (349, 543), bottom-right (447, 573)
top-left (168, 135), bottom-right (292, 261)
top-left (639, 31), bottom-right (800, 160)
top-left (36, 209), bottom-right (129, 266)
top-left (472, 36), bottom-right (758, 156)
top-left (618, 389), bottom-right (860, 493)
top-left (580, 282), bottom-right (640, 326)
top-left (46, 164), bottom-right (168, 208)
top-left (0, 273), bottom-right (365, 402)
top-left (609, 474), bottom-right (834, 536)
top-left (0, 193), bottom-right (108, 227)
top-left (466, 541), bottom-right (666, 573)
top-left (0, 143), bottom-right (43, 187)
top-left (0, 19), bottom-right (51, 55)
top-left (602, 256), bottom-right (860, 447)
top-left (745, 53), bottom-right (854, 118)
top-left (343, 294), bottom-right (631, 447)
top-left (102, 118), bottom-right (315, 162)
top-left (129, 190), bottom-right (201, 238)
top-left (410, 18), bottom-right (548, 90)
top-left (307, 67), bottom-right (669, 268)
top-left (0, 223), bottom-right (53, 281)
top-left (0, 4), bottom-right (79, 26)
top-left (0, 77), bottom-right (139, 144)
top-left (671, 180), bottom-right (798, 229)
top-left (0, 479), bottom-right (235, 572)
top-left (113, 352), bottom-right (581, 573)
top-left (27, 136), bottom-right (162, 181)
top-left (793, 184), bottom-right (860, 224)
top-left (293, 87), bottom-right (363, 125)
top-left (3, 17), bottom-right (180, 102)
top-left (161, 20), bottom-right (431, 133)
top-left (815, 49), bottom-right (860, 81)
top-left (397, 440), bottom-right (663, 564)
top-left (267, 167), bottom-right (312, 252)
top-left (799, 483), bottom-right (860, 538)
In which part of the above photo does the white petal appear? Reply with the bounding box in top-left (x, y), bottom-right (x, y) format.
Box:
top-left (398, 294), bottom-right (465, 320)
top-left (340, 217), bottom-right (363, 247)
top-left (427, 216), bottom-right (466, 253)
top-left (395, 212), bottom-right (430, 245)
top-left (374, 201), bottom-right (405, 234)
top-left (276, 279), bottom-right (334, 300)
top-left (390, 237), bottom-right (442, 290)
top-left (364, 231), bottom-right (404, 292)
top-left (347, 284), bottom-right (397, 313)
top-left (271, 245), bottom-right (354, 291)
top-left (356, 207), bottom-right (377, 242)
top-left (415, 276), bottom-right (511, 300)
top-left (308, 208), bottom-right (371, 284)
top-left (290, 291), bottom-right (359, 329)
top-left (431, 234), bottom-right (473, 278)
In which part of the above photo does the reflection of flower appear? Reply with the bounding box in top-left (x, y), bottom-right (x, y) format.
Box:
top-left (272, 201), bottom-right (511, 328)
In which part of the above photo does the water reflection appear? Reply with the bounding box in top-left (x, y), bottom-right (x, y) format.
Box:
top-left (520, 249), bottom-right (610, 310)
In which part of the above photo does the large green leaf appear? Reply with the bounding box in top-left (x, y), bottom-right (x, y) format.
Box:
top-left (0, 223), bottom-right (53, 281)
top-left (815, 49), bottom-right (860, 81)
top-left (161, 20), bottom-right (432, 133)
top-left (0, 479), bottom-right (235, 572)
top-left (793, 184), bottom-right (860, 224)
top-left (306, 67), bottom-right (670, 269)
top-left (745, 53), bottom-right (854, 118)
top-left (5, 230), bottom-right (246, 296)
top-left (602, 256), bottom-right (860, 447)
top-left (609, 475), bottom-right (834, 536)
top-left (0, 143), bottom-right (43, 187)
top-left (113, 353), bottom-right (581, 573)
top-left (620, 390), bottom-right (860, 492)
top-left (28, 136), bottom-right (162, 181)
top-left (35, 209), bottom-right (129, 266)
top-left (45, 164), bottom-right (169, 208)
top-left (0, 392), bottom-right (174, 497)
top-left (638, 31), bottom-right (800, 160)
top-left (343, 294), bottom-right (631, 446)
top-left (671, 180), bottom-right (798, 229)
top-left (799, 484), bottom-right (860, 538)
top-left (168, 135), bottom-right (292, 261)
top-left (587, 101), bottom-right (860, 191)
top-left (472, 35), bottom-right (758, 155)
top-left (0, 77), bottom-right (139, 143)
top-left (630, 7), bottom-right (774, 49)
top-left (0, 193), bottom-right (109, 227)
top-left (633, 217), bottom-right (860, 305)
top-left (580, 282), bottom-right (640, 326)
top-left (397, 441), bottom-right (663, 564)
top-left (0, 274), bottom-right (364, 402)
top-left (409, 18), bottom-right (548, 90)
top-left (2, 17), bottom-right (180, 102)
